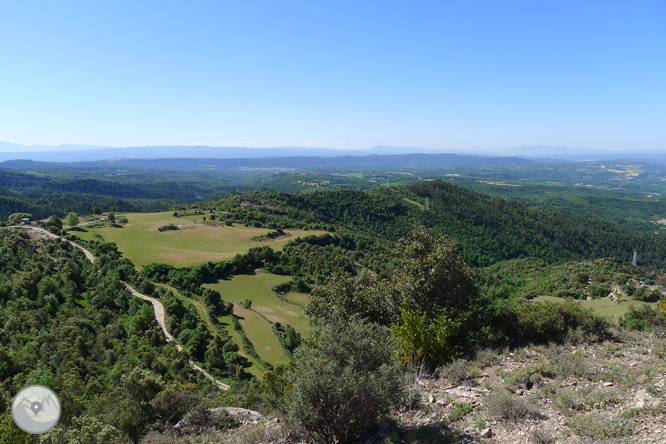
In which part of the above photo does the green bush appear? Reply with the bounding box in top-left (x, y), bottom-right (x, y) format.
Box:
top-left (392, 304), bottom-right (462, 368)
top-left (492, 298), bottom-right (609, 346)
top-left (275, 314), bottom-right (406, 444)
top-left (503, 364), bottom-right (554, 390)
top-left (621, 304), bottom-right (666, 331)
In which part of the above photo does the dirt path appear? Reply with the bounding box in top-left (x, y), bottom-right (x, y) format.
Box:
top-left (123, 283), bottom-right (176, 344)
top-left (17, 225), bottom-right (96, 263)
top-left (9, 225), bottom-right (230, 390)
top-left (76, 217), bottom-right (106, 227)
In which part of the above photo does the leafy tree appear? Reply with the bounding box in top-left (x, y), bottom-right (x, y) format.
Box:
top-left (107, 212), bottom-right (116, 223)
top-left (306, 272), bottom-right (397, 325)
top-left (47, 215), bottom-right (63, 230)
top-left (108, 367), bottom-right (164, 444)
top-left (394, 227), bottom-right (478, 318)
top-left (40, 415), bottom-right (124, 444)
top-left (66, 212), bottom-right (79, 227)
top-left (151, 383), bottom-right (200, 427)
top-left (7, 212), bottom-right (30, 224)
top-left (0, 413), bottom-right (34, 444)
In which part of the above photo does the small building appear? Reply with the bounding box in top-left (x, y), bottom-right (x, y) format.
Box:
top-left (19, 218), bottom-right (31, 226)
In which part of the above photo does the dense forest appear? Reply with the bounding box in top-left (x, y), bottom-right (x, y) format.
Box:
top-left (0, 229), bottom-right (198, 442)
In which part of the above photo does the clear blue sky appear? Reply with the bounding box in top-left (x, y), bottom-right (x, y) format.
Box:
top-left (1, 0), bottom-right (665, 151)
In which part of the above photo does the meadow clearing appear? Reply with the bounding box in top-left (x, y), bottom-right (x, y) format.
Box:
top-left (205, 271), bottom-right (311, 367)
top-left (72, 211), bottom-right (326, 267)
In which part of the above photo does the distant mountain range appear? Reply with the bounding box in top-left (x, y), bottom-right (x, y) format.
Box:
top-left (0, 152), bottom-right (543, 172)
top-left (0, 143), bottom-right (471, 162)
top-left (1, 141), bottom-right (665, 164)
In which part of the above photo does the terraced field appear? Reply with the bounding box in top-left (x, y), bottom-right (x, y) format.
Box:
top-left (72, 211), bottom-right (325, 267)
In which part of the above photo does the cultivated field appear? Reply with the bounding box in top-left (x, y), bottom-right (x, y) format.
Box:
top-left (72, 211), bottom-right (326, 267)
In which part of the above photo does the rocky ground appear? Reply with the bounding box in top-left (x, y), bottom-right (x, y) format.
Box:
top-left (386, 328), bottom-right (666, 444)
top-left (142, 328), bottom-right (666, 444)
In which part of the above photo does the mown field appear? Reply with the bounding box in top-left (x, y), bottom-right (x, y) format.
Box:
top-left (72, 211), bottom-right (326, 267)
top-left (205, 271), bottom-right (310, 367)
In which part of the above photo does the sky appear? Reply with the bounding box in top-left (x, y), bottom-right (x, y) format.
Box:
top-left (1, 0), bottom-right (665, 152)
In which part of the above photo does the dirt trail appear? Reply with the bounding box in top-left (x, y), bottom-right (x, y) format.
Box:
top-left (123, 283), bottom-right (175, 343)
top-left (9, 225), bottom-right (230, 390)
top-left (18, 225), bottom-right (96, 263)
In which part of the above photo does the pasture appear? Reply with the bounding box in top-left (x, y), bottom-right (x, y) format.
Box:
top-left (205, 271), bottom-right (310, 367)
top-left (72, 211), bottom-right (326, 267)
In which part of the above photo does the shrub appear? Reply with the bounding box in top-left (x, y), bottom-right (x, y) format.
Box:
top-left (484, 390), bottom-right (543, 421)
top-left (546, 348), bottom-right (589, 378)
top-left (439, 359), bottom-right (473, 386)
top-left (393, 304), bottom-right (462, 368)
top-left (567, 414), bottom-right (633, 439)
top-left (621, 304), bottom-right (666, 331)
top-left (503, 364), bottom-right (555, 390)
top-left (158, 224), bottom-right (179, 232)
top-left (277, 314), bottom-right (406, 444)
top-left (530, 429), bottom-right (556, 444)
top-left (492, 298), bottom-right (609, 346)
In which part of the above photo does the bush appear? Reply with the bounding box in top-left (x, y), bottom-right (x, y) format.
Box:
top-left (530, 430), bottom-right (556, 444)
top-left (158, 224), bottom-right (179, 232)
top-left (484, 390), bottom-right (543, 421)
top-left (492, 298), bottom-right (609, 346)
top-left (503, 364), bottom-right (554, 391)
top-left (276, 314), bottom-right (406, 444)
top-left (439, 359), bottom-right (473, 386)
top-left (567, 413), bottom-right (633, 438)
top-left (393, 304), bottom-right (462, 368)
top-left (621, 303), bottom-right (666, 331)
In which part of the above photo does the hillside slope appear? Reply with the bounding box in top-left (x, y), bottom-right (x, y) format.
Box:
top-left (202, 180), bottom-right (666, 270)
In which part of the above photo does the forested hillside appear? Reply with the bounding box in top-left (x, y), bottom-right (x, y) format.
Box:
top-left (0, 229), bottom-right (199, 442)
top-left (200, 180), bottom-right (666, 270)
top-left (0, 169), bottom-right (227, 221)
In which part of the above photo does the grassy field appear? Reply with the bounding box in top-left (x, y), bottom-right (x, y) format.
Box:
top-left (205, 271), bottom-right (310, 367)
top-left (533, 295), bottom-right (655, 323)
top-left (72, 211), bottom-right (326, 267)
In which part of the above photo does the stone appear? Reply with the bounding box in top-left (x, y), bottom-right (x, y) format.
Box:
top-left (428, 394), bottom-right (435, 403)
top-left (635, 388), bottom-right (653, 409)
top-left (480, 427), bottom-right (493, 438)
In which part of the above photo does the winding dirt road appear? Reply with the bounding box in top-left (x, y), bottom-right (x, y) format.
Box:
top-left (11, 225), bottom-right (231, 390)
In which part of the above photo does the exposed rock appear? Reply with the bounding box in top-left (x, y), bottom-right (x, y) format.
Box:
top-left (480, 427), bottom-right (493, 438)
top-left (174, 407), bottom-right (263, 434)
top-left (634, 388), bottom-right (661, 409)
